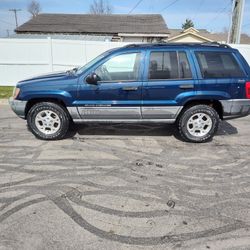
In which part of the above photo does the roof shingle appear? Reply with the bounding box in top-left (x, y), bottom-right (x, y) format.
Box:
top-left (16, 13), bottom-right (169, 35)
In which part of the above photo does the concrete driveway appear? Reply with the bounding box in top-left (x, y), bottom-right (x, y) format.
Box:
top-left (0, 103), bottom-right (250, 250)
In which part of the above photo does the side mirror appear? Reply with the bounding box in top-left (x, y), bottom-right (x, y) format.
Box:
top-left (86, 73), bottom-right (98, 85)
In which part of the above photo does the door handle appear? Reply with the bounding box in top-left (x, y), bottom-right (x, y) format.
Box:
top-left (179, 84), bottom-right (194, 89)
top-left (122, 87), bottom-right (138, 91)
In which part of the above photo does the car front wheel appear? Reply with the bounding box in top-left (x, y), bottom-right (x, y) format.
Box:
top-left (177, 105), bottom-right (220, 143)
top-left (27, 102), bottom-right (69, 140)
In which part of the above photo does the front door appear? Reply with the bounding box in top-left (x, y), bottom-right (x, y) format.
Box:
top-left (77, 52), bottom-right (143, 120)
top-left (142, 49), bottom-right (196, 119)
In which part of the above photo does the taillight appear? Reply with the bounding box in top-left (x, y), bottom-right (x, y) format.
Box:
top-left (246, 82), bottom-right (250, 99)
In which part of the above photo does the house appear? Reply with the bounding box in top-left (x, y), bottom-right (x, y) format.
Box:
top-left (14, 13), bottom-right (250, 44)
top-left (168, 27), bottom-right (250, 44)
top-left (168, 27), bottom-right (213, 43)
top-left (15, 13), bottom-right (169, 42)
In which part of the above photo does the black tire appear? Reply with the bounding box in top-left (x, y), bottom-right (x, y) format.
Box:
top-left (27, 102), bottom-right (69, 140)
top-left (177, 105), bottom-right (220, 143)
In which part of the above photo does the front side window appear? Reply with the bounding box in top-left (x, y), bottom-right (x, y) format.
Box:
top-left (95, 53), bottom-right (141, 82)
top-left (195, 51), bottom-right (245, 78)
top-left (77, 50), bottom-right (111, 75)
top-left (148, 51), bottom-right (192, 80)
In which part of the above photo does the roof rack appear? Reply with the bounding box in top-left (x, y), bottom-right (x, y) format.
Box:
top-left (199, 42), bottom-right (231, 48)
top-left (125, 43), bottom-right (168, 48)
top-left (125, 42), bottom-right (231, 49)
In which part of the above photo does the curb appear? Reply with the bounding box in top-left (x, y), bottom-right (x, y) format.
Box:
top-left (0, 99), bottom-right (9, 105)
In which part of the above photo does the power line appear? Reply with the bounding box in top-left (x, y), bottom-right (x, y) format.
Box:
top-left (0, 18), bottom-right (15, 26)
top-left (191, 0), bottom-right (206, 21)
top-left (161, 0), bottom-right (181, 13)
top-left (204, 1), bottom-right (232, 28)
top-left (128, 0), bottom-right (144, 14)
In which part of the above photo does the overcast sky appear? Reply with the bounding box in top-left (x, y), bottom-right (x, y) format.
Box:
top-left (0, 0), bottom-right (249, 37)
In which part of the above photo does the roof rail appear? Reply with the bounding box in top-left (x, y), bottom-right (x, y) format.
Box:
top-left (124, 43), bottom-right (167, 48)
top-left (200, 42), bottom-right (231, 48)
top-left (124, 42), bottom-right (231, 49)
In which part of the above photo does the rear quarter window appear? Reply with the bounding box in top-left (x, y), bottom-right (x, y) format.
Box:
top-left (195, 51), bottom-right (245, 78)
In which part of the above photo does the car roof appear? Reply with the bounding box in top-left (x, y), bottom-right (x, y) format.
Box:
top-left (115, 42), bottom-right (235, 52)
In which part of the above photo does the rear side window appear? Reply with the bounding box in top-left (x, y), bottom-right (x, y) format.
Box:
top-left (149, 51), bottom-right (192, 80)
top-left (195, 51), bottom-right (245, 78)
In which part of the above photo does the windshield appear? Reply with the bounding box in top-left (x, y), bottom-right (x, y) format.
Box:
top-left (76, 50), bottom-right (112, 75)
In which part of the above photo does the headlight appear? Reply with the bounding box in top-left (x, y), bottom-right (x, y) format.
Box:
top-left (13, 87), bottom-right (20, 99)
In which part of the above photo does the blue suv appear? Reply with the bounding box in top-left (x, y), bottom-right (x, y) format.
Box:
top-left (9, 43), bottom-right (250, 142)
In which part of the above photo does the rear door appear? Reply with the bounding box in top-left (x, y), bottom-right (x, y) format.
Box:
top-left (142, 49), bottom-right (196, 119)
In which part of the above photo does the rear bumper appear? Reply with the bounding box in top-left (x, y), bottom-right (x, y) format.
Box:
top-left (220, 99), bottom-right (250, 119)
top-left (9, 97), bottom-right (27, 119)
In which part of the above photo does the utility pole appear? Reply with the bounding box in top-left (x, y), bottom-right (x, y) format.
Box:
top-left (6, 30), bottom-right (10, 37)
top-left (228, 0), bottom-right (245, 44)
top-left (9, 9), bottom-right (21, 28)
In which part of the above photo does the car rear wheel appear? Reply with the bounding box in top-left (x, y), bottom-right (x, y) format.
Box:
top-left (177, 105), bottom-right (220, 143)
top-left (27, 102), bottom-right (69, 140)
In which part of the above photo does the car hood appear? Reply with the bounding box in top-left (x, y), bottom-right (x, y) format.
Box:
top-left (18, 71), bottom-right (71, 84)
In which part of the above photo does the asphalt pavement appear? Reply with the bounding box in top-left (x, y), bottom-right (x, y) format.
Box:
top-left (0, 103), bottom-right (250, 250)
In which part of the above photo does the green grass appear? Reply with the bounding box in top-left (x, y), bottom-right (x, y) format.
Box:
top-left (0, 86), bottom-right (14, 99)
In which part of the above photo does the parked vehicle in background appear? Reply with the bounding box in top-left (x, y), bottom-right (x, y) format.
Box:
top-left (9, 42), bottom-right (250, 142)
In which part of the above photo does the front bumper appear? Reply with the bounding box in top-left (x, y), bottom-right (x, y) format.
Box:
top-left (9, 97), bottom-right (27, 119)
top-left (220, 99), bottom-right (250, 119)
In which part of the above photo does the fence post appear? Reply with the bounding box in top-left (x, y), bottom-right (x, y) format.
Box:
top-left (47, 37), bottom-right (53, 71)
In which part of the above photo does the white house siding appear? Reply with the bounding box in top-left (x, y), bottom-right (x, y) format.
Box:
top-left (0, 38), bottom-right (250, 86)
top-left (169, 34), bottom-right (208, 43)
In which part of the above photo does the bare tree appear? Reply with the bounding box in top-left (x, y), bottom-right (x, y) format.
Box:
top-left (89, 0), bottom-right (113, 14)
top-left (27, 0), bottom-right (41, 18)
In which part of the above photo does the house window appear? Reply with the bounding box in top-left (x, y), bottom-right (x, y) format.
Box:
top-left (149, 51), bottom-right (192, 80)
top-left (195, 51), bottom-right (245, 78)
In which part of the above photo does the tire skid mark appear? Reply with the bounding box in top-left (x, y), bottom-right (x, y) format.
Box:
top-left (51, 196), bottom-right (248, 246)
top-left (1, 114), bottom-right (250, 247)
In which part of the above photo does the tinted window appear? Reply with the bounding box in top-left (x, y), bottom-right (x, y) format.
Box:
top-left (149, 51), bottom-right (192, 80)
top-left (195, 51), bottom-right (245, 78)
top-left (95, 53), bottom-right (141, 82)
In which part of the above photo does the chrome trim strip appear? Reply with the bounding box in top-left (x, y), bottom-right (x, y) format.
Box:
top-left (73, 118), bottom-right (176, 124)
top-left (142, 106), bottom-right (183, 119)
top-left (74, 106), bottom-right (183, 120)
top-left (77, 106), bottom-right (141, 119)
top-left (221, 99), bottom-right (250, 102)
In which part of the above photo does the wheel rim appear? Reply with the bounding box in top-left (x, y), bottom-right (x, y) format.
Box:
top-left (186, 112), bottom-right (212, 137)
top-left (35, 110), bottom-right (61, 135)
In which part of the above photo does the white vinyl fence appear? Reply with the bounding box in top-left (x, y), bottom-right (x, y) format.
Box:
top-left (0, 38), bottom-right (130, 86)
top-left (230, 44), bottom-right (250, 65)
top-left (0, 38), bottom-right (250, 86)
